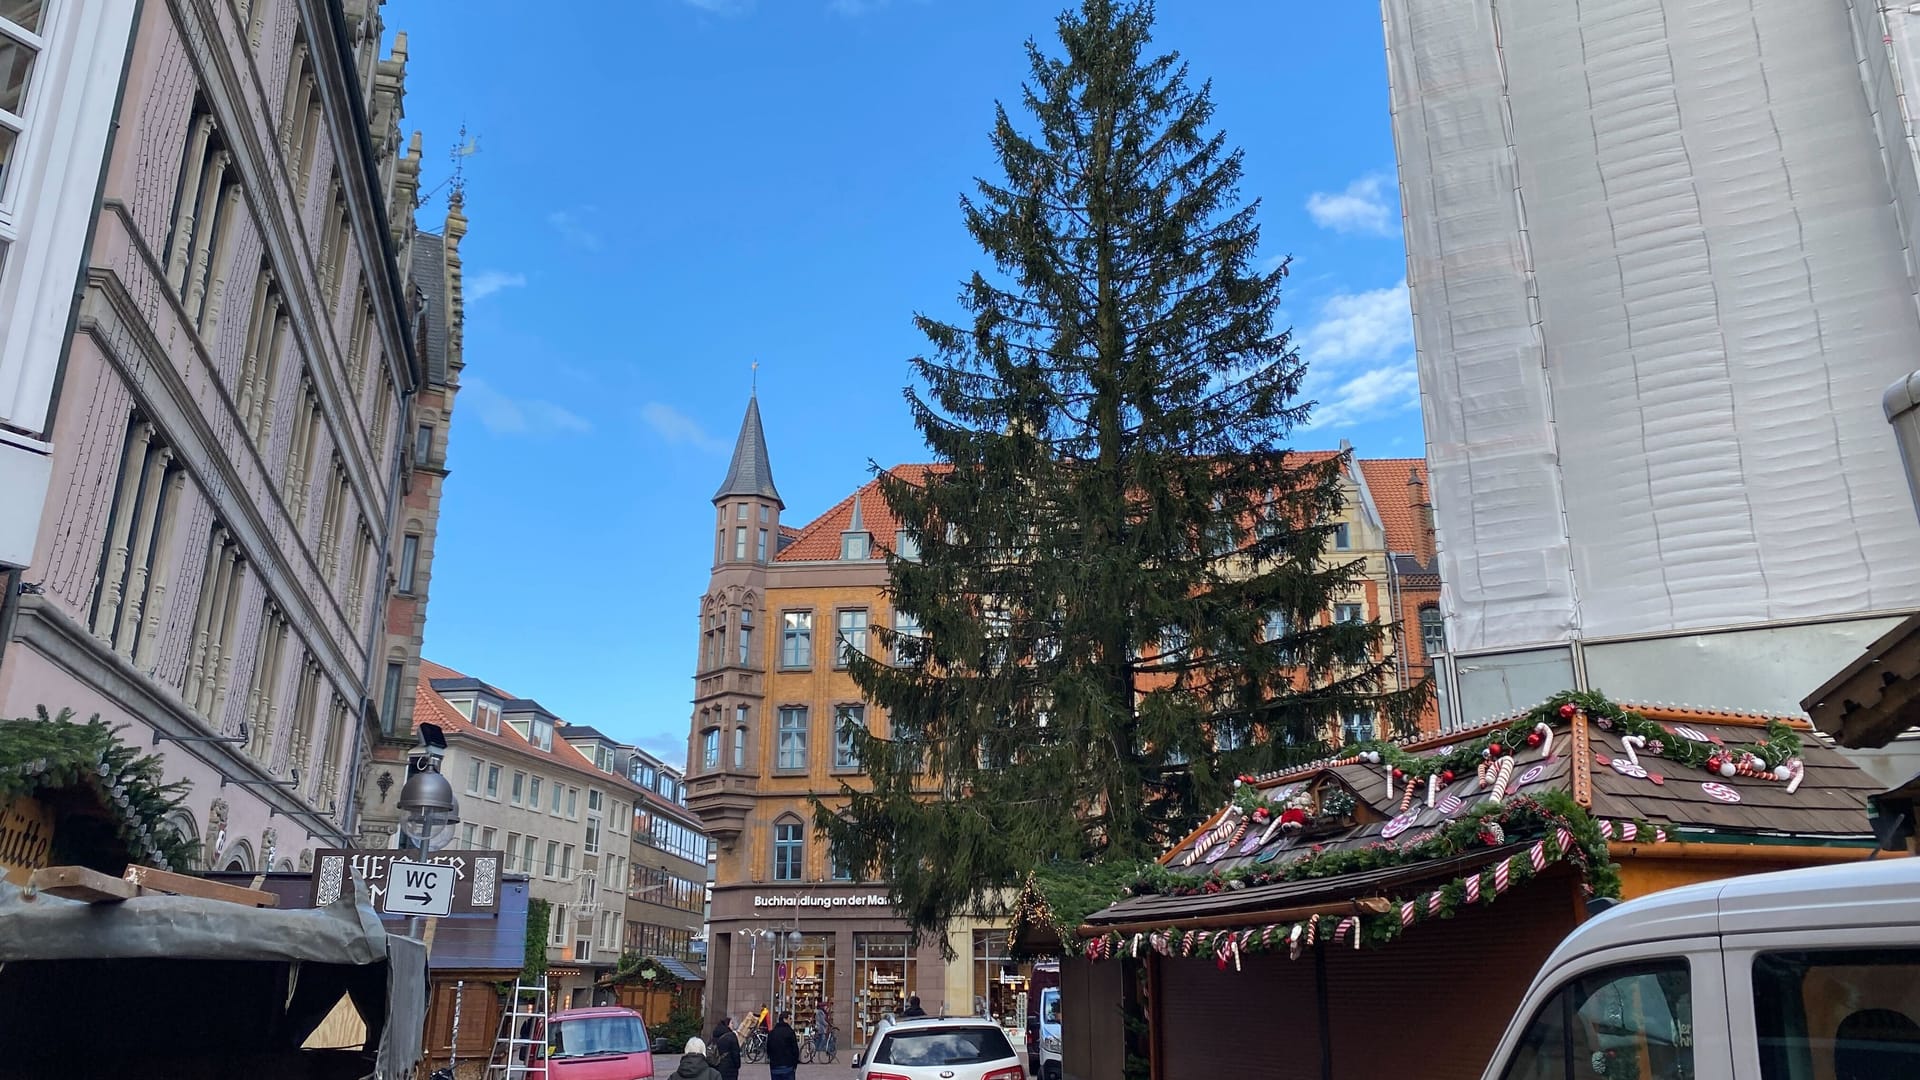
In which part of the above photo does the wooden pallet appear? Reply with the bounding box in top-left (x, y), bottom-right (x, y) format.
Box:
top-left (27, 863), bottom-right (277, 907)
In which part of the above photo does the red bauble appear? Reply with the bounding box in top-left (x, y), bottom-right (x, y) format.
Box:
top-left (1391, 768), bottom-right (1405, 779)
top-left (1526, 733), bottom-right (1542, 747)
top-left (1488, 743), bottom-right (1502, 755)
top-left (1558, 703), bottom-right (1577, 719)
top-left (1441, 770), bottom-right (1455, 782)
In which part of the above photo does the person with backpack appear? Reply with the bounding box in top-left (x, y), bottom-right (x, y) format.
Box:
top-left (709, 1017), bottom-right (741, 1080)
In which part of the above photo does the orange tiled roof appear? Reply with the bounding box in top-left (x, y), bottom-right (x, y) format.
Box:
top-left (774, 464), bottom-right (939, 562)
top-left (1357, 457), bottom-right (1429, 556)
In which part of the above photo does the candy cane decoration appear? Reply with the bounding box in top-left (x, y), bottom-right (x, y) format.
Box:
top-left (1474, 760), bottom-right (1488, 792)
top-left (1428, 889), bottom-right (1443, 916)
top-left (1618, 821), bottom-right (1638, 842)
top-left (1464, 872), bottom-right (1481, 904)
top-left (1288, 922), bottom-right (1305, 960)
top-left (1399, 779), bottom-right (1417, 813)
top-left (1529, 841), bottom-right (1547, 871)
top-left (1534, 722), bottom-right (1554, 761)
top-left (1426, 773), bottom-right (1439, 809)
top-left (1383, 763), bottom-right (1395, 800)
top-left (1484, 756), bottom-right (1516, 805)
top-left (1786, 759), bottom-right (1805, 794)
top-left (1494, 857), bottom-right (1512, 894)
top-left (1620, 734), bottom-right (1645, 766)
top-left (1400, 901), bottom-right (1416, 928)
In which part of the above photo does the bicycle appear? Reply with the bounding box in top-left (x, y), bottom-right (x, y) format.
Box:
top-left (799, 1026), bottom-right (837, 1064)
top-left (741, 1026), bottom-right (768, 1064)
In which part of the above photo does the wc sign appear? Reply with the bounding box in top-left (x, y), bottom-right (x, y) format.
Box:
top-left (380, 860), bottom-right (456, 917)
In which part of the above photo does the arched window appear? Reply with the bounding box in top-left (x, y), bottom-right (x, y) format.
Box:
top-left (1419, 605), bottom-right (1445, 661)
top-left (773, 817), bottom-right (804, 881)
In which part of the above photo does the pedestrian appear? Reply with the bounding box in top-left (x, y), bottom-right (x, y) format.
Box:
top-left (767, 1012), bottom-right (801, 1080)
top-left (814, 999), bottom-right (834, 1054)
top-left (901, 995), bottom-right (927, 1018)
top-left (710, 1017), bottom-right (741, 1080)
top-left (675, 1037), bottom-right (720, 1080)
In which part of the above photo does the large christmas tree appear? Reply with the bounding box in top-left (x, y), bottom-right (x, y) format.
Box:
top-left (818, 0), bottom-right (1424, 933)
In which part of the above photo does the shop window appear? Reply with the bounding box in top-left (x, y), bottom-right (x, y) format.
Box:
top-left (971, 930), bottom-right (1033, 1032)
top-left (1498, 960), bottom-right (1692, 1080)
top-left (773, 933), bottom-right (835, 1032)
top-left (855, 934), bottom-right (914, 1043)
top-left (1753, 949), bottom-right (1920, 1080)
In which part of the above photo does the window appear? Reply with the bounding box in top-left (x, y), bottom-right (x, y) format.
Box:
top-left (1214, 724), bottom-right (1246, 751)
top-left (573, 936), bottom-right (593, 962)
top-left (1205, 494), bottom-right (1236, 555)
top-left (734, 526), bottom-right (747, 560)
top-left (600, 910), bottom-right (619, 950)
top-left (560, 844), bottom-right (574, 878)
top-left (831, 844), bottom-right (854, 881)
top-left (163, 99), bottom-right (245, 335)
top-left (380, 660), bottom-right (404, 734)
top-left (836, 609), bottom-right (869, 667)
top-left (1498, 960), bottom-right (1692, 1080)
top-left (1753, 949), bottom-right (1920, 1080)
top-left (414, 423), bottom-right (433, 463)
top-left (91, 416), bottom-right (186, 666)
top-left (781, 611), bottom-right (813, 668)
top-left (584, 815), bottom-right (601, 856)
top-left (760, 505), bottom-right (770, 523)
top-left (733, 725), bottom-right (746, 768)
top-left (528, 776), bottom-right (542, 807)
top-left (511, 771), bottom-right (525, 804)
top-left (566, 787), bottom-right (579, 819)
top-left (0, 1), bottom-right (42, 252)
top-left (398, 534), bottom-right (420, 593)
top-left (480, 827), bottom-right (496, 849)
top-left (736, 503), bottom-right (749, 520)
top-left (461, 823), bottom-right (477, 847)
top-left (475, 701), bottom-right (501, 735)
top-left (841, 531), bottom-right (870, 560)
top-left (588, 789), bottom-right (603, 813)
top-left (549, 904), bottom-right (567, 946)
top-left (1159, 624), bottom-right (1188, 659)
top-left (521, 835), bottom-right (538, 875)
top-left (1333, 521), bottom-right (1351, 550)
top-left (529, 716), bottom-right (553, 751)
top-left (544, 840), bottom-right (559, 877)
top-left (895, 529), bottom-right (920, 561)
top-left (893, 610), bottom-right (922, 665)
top-left (505, 832), bottom-right (521, 869)
top-left (757, 528), bottom-right (768, 562)
top-left (1420, 605), bottom-right (1446, 660)
top-left (773, 820), bottom-right (803, 881)
top-left (777, 707), bottom-right (809, 770)
top-left (184, 525), bottom-right (246, 719)
top-left (466, 759), bottom-right (482, 794)
top-left (702, 727), bottom-right (720, 769)
top-left (1342, 711), bottom-right (1374, 744)
top-left (485, 764), bottom-right (500, 798)
top-left (833, 705), bottom-right (865, 769)
top-left (738, 608), bottom-right (753, 666)
top-left (1333, 603), bottom-right (1363, 624)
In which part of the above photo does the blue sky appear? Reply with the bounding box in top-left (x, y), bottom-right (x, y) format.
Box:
top-left (384, 0), bottom-right (1421, 763)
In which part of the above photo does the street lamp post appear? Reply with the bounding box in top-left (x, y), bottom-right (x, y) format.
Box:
top-left (394, 723), bottom-right (460, 941)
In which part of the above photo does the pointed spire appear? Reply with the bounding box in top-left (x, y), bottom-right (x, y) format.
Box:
top-left (714, 394), bottom-right (782, 507)
top-left (848, 493), bottom-right (864, 532)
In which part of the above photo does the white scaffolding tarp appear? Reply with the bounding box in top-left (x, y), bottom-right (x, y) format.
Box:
top-left (1386, 0), bottom-right (1920, 655)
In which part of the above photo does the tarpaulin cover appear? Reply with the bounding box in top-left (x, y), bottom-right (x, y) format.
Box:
top-left (0, 877), bottom-right (424, 1079)
top-left (1385, 0), bottom-right (1920, 654)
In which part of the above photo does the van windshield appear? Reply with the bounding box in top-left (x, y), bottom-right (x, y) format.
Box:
top-left (1042, 992), bottom-right (1060, 1025)
top-left (550, 1014), bottom-right (649, 1058)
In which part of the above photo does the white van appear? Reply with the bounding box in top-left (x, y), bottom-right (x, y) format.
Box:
top-left (1483, 857), bottom-right (1920, 1080)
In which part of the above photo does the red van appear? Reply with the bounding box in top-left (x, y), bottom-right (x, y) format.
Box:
top-left (542, 1006), bottom-right (655, 1080)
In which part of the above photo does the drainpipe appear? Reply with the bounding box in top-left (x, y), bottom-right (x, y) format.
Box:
top-left (1889, 370), bottom-right (1920, 527)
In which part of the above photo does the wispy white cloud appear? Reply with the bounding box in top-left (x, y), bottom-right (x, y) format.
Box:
top-left (640, 401), bottom-right (728, 454)
top-left (1298, 279), bottom-right (1421, 429)
top-left (1298, 279), bottom-right (1412, 365)
top-left (547, 209), bottom-right (603, 251)
top-left (466, 270), bottom-right (526, 302)
top-left (1305, 175), bottom-right (1396, 236)
top-left (464, 379), bottom-right (593, 437)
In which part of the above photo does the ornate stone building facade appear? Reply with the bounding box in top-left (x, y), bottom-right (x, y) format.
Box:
top-left (0, 0), bottom-right (454, 874)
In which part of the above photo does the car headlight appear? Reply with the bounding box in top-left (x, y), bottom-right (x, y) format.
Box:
top-left (1043, 1035), bottom-right (1062, 1053)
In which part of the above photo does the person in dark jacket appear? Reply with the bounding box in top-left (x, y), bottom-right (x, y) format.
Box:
top-left (675, 1037), bottom-right (720, 1080)
top-left (900, 995), bottom-right (927, 1018)
top-left (766, 1013), bottom-right (801, 1080)
top-left (710, 1017), bottom-right (742, 1080)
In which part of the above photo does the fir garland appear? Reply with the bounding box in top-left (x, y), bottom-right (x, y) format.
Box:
top-left (1319, 690), bottom-right (1802, 786)
top-left (0, 706), bottom-right (195, 873)
top-left (523, 898), bottom-right (551, 982)
top-left (603, 952), bottom-right (682, 992)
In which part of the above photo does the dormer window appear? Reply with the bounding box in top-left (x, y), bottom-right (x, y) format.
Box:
top-left (475, 701), bottom-right (501, 735)
top-left (530, 716), bottom-right (554, 752)
top-left (841, 532), bottom-right (870, 560)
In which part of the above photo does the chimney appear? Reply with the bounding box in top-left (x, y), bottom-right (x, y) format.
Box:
top-left (1409, 466), bottom-right (1436, 563)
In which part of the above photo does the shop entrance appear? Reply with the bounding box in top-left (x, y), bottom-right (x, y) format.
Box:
top-left (972, 929), bottom-right (1032, 1037)
top-left (772, 933), bottom-right (835, 1028)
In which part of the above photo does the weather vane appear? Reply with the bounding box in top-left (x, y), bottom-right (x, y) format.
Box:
top-left (450, 122), bottom-right (480, 196)
top-left (752, 359), bottom-right (759, 393)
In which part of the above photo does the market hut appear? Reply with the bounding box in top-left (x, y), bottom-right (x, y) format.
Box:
top-left (1038, 692), bottom-right (1891, 1080)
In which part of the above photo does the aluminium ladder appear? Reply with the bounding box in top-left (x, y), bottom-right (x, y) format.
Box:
top-left (487, 976), bottom-right (550, 1080)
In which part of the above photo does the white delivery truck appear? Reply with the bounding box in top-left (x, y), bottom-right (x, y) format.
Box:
top-left (1480, 857), bottom-right (1920, 1080)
